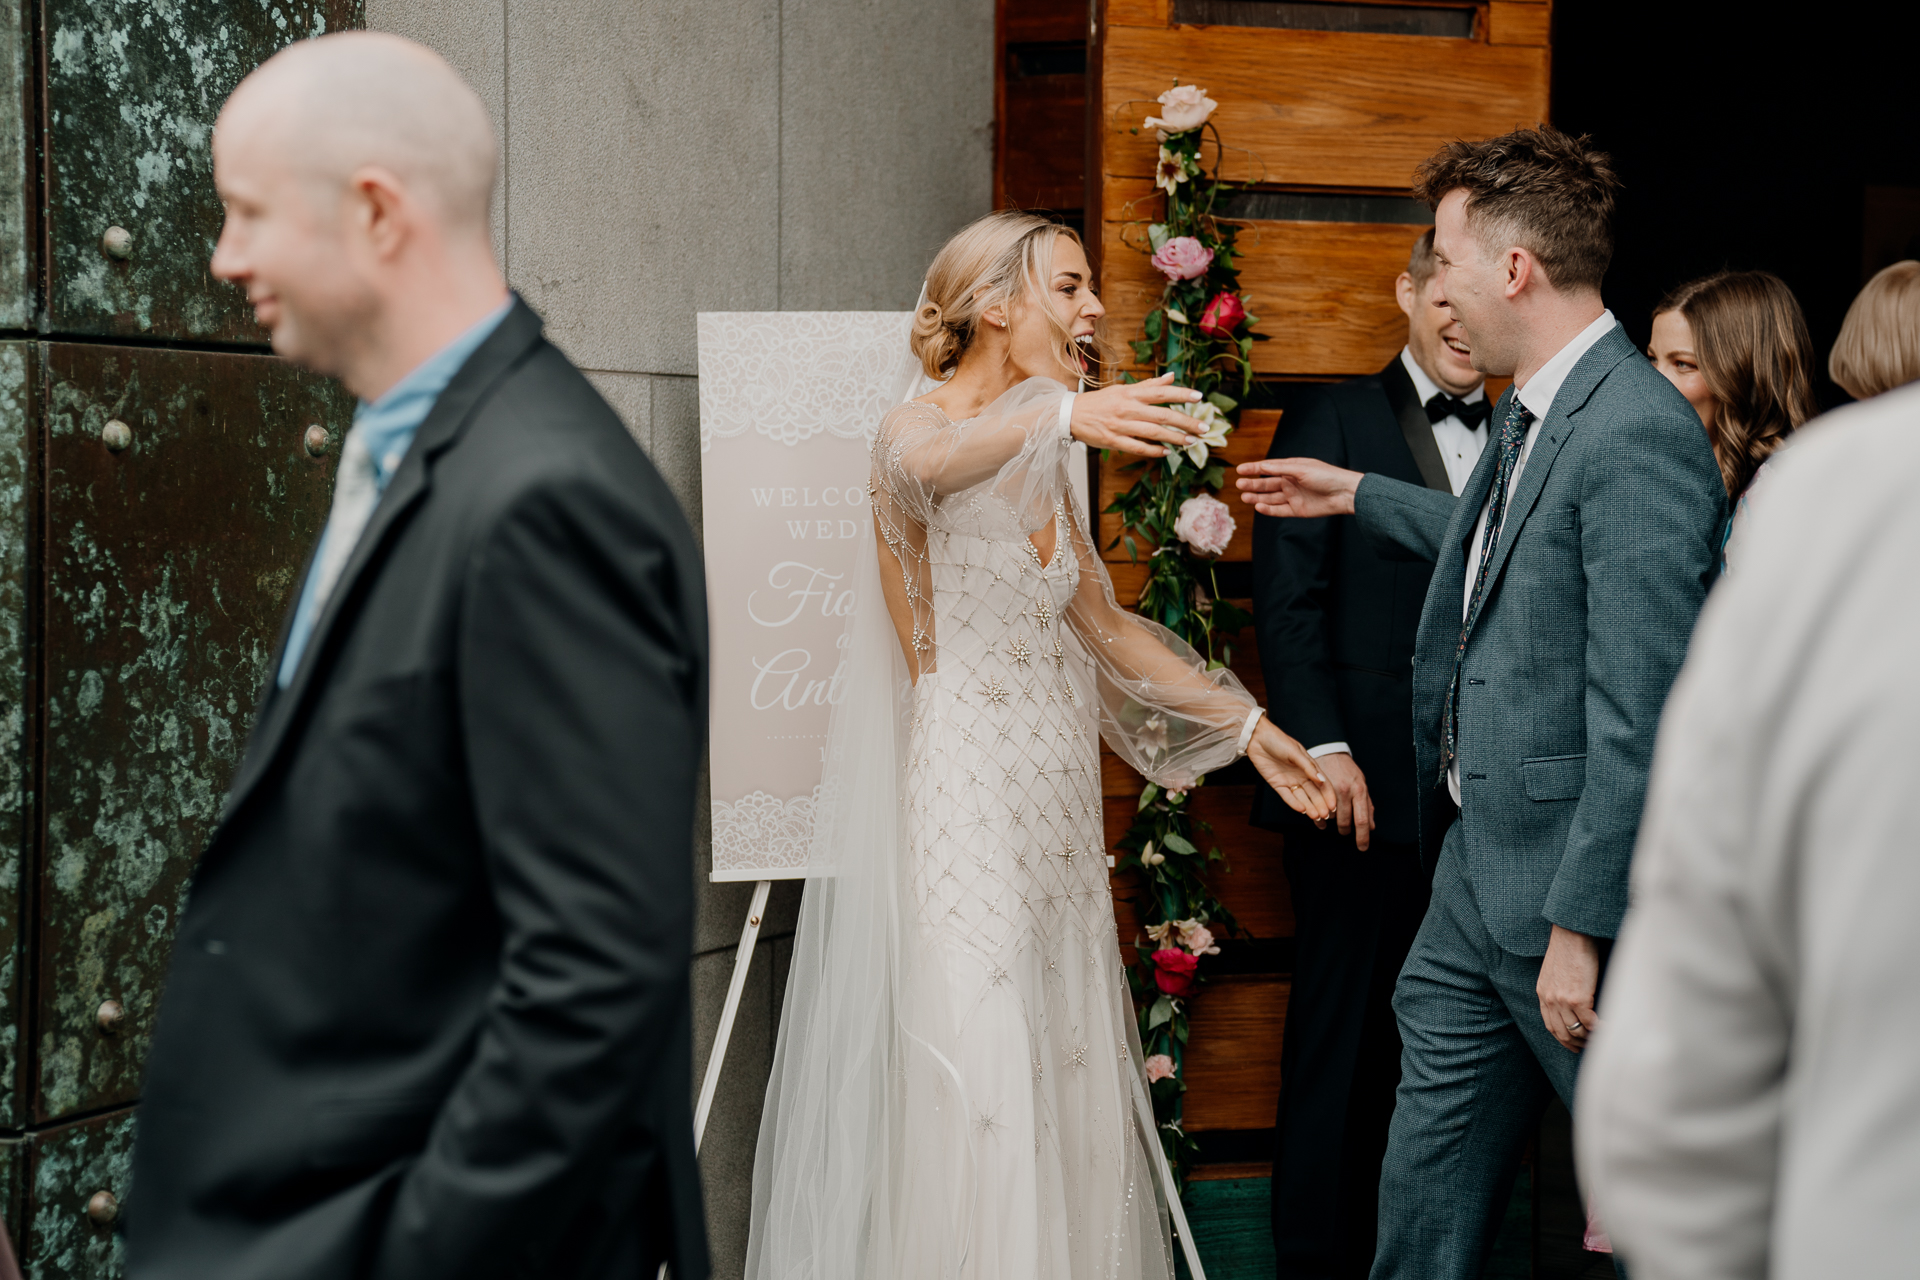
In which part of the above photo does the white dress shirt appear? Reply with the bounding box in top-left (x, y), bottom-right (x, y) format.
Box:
top-left (1307, 350), bottom-right (1491, 762)
top-left (1448, 310), bottom-right (1615, 801)
top-left (1400, 347), bottom-right (1489, 496)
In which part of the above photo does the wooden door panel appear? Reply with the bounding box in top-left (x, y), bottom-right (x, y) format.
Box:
top-left (1101, 24), bottom-right (1549, 190)
top-left (1101, 218), bottom-right (1426, 379)
top-left (1106, 785), bottom-right (1291, 941)
top-left (1180, 975), bottom-right (1287, 1131)
top-left (1488, 0), bottom-right (1552, 45)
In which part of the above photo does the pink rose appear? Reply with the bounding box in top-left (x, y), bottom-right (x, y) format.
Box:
top-left (1144, 85), bottom-right (1218, 136)
top-left (1199, 292), bottom-right (1246, 338)
top-left (1178, 920), bottom-right (1221, 956)
top-left (1145, 1053), bottom-right (1177, 1083)
top-left (1152, 947), bottom-right (1199, 996)
top-left (1173, 493), bottom-right (1235, 557)
top-left (1151, 236), bottom-right (1213, 282)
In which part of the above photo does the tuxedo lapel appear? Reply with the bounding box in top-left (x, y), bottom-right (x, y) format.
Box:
top-left (1474, 325), bottom-right (1635, 613)
top-left (1380, 357), bottom-right (1454, 493)
top-left (221, 302), bottom-right (547, 822)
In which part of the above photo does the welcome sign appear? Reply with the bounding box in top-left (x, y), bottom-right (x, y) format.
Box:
top-left (696, 312), bottom-right (911, 881)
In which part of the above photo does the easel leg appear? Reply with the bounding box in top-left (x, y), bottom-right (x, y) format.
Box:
top-left (664, 879), bottom-right (774, 1280)
top-left (694, 878), bottom-right (773, 1152)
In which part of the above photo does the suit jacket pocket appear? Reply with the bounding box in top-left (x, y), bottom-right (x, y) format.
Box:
top-left (1522, 753), bottom-right (1586, 801)
top-left (305, 1090), bottom-right (440, 1169)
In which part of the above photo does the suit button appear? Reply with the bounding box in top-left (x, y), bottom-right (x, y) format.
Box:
top-left (95, 1000), bottom-right (125, 1035)
top-left (87, 1190), bottom-right (119, 1225)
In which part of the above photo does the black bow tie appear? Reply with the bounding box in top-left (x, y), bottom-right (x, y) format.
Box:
top-left (1425, 393), bottom-right (1490, 429)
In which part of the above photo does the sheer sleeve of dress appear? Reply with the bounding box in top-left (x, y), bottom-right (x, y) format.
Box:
top-left (1060, 500), bottom-right (1261, 789)
top-left (871, 374), bottom-right (1260, 786)
top-left (872, 377), bottom-right (1082, 679)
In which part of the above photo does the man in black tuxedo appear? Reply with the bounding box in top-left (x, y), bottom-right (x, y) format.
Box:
top-left (127, 34), bottom-right (709, 1280)
top-left (1253, 229), bottom-right (1489, 1279)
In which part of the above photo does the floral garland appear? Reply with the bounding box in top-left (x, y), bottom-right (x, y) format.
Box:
top-left (1105, 84), bottom-right (1267, 1185)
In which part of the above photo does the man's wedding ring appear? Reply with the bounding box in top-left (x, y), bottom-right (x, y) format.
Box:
top-left (1567, 1020), bottom-right (1584, 1032)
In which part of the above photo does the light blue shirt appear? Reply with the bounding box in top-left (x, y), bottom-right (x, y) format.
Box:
top-left (277, 299), bottom-right (514, 688)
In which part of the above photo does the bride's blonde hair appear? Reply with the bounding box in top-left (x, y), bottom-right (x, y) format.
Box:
top-left (910, 210), bottom-right (1117, 386)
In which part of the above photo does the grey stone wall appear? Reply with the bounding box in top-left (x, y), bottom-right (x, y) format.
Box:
top-left (361, 2), bottom-right (994, 1275)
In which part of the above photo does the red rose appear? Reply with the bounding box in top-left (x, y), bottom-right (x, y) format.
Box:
top-left (1152, 947), bottom-right (1200, 996)
top-left (1198, 291), bottom-right (1246, 338)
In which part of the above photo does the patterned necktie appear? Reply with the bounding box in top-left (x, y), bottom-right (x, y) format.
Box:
top-left (308, 424), bottom-right (380, 613)
top-left (1442, 397), bottom-right (1534, 774)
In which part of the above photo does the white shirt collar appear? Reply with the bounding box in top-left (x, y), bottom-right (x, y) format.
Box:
top-left (1513, 310), bottom-right (1616, 423)
top-left (1399, 347), bottom-right (1485, 410)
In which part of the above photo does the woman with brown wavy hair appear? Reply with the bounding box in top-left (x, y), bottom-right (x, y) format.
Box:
top-left (1647, 270), bottom-right (1818, 568)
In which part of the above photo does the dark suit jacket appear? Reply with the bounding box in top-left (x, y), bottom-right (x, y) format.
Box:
top-left (128, 300), bottom-right (712, 1280)
top-left (1353, 323), bottom-right (1725, 955)
top-left (1250, 357), bottom-right (1456, 844)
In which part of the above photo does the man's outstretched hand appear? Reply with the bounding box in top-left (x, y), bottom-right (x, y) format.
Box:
top-left (1235, 458), bottom-right (1365, 519)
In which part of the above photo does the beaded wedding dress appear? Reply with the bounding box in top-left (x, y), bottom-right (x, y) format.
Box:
top-left (747, 378), bottom-right (1264, 1280)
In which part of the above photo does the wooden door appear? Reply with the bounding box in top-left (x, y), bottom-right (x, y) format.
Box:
top-left (1086, 0), bottom-right (1551, 1170)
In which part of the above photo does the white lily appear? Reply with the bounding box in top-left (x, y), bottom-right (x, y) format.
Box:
top-left (1179, 400), bottom-right (1232, 468)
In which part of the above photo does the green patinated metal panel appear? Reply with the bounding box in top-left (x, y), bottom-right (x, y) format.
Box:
top-left (23, 1108), bottom-right (132, 1280)
top-left (0, 345), bottom-right (28, 1133)
top-left (42, 0), bottom-right (365, 343)
top-left (36, 343), bottom-right (344, 1121)
top-left (0, 0), bottom-right (29, 329)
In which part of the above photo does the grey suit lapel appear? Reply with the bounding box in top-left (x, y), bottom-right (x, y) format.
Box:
top-left (1380, 356), bottom-right (1453, 493)
top-left (1474, 324), bottom-right (1636, 610)
top-left (222, 300), bottom-right (546, 822)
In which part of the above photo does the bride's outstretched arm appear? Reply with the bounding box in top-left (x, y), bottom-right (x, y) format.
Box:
top-left (878, 376), bottom-right (1204, 510)
top-left (1062, 515), bottom-right (1335, 820)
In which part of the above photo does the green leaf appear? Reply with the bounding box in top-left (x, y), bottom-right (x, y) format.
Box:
top-left (1161, 831), bottom-right (1198, 856)
top-left (1147, 995), bottom-right (1174, 1030)
top-left (1144, 309), bottom-right (1164, 340)
top-left (1138, 782), bottom-right (1161, 810)
top-left (1130, 340), bottom-right (1155, 364)
top-left (1206, 391), bottom-right (1238, 413)
top-left (1147, 222), bottom-right (1170, 251)
top-left (1173, 1018), bottom-right (1190, 1044)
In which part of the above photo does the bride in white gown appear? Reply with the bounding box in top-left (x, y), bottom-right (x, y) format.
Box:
top-left (746, 211), bottom-right (1336, 1280)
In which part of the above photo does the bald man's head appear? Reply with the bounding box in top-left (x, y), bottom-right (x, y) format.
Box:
top-left (210, 33), bottom-right (509, 396)
top-left (222, 32), bottom-right (496, 231)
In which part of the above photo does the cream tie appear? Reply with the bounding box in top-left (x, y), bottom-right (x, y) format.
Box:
top-left (307, 424), bottom-right (381, 615)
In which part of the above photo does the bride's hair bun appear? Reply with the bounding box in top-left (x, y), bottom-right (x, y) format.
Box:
top-left (910, 295), bottom-right (960, 383)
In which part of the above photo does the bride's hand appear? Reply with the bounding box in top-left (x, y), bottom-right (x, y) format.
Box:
top-left (1247, 718), bottom-right (1337, 823)
top-left (1069, 373), bottom-right (1206, 458)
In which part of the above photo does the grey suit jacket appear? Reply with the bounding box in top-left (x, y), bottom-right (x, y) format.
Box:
top-left (1352, 323), bottom-right (1724, 954)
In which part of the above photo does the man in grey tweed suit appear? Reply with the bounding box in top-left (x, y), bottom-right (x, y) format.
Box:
top-left (1238, 127), bottom-right (1726, 1278)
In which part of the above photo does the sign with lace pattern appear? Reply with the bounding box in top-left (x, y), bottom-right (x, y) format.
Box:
top-left (696, 313), bottom-right (909, 880)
